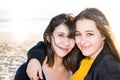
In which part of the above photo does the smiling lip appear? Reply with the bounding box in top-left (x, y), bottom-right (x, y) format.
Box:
top-left (59, 47), bottom-right (69, 51)
top-left (81, 45), bottom-right (90, 51)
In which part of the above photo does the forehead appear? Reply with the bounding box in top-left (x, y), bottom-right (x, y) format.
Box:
top-left (76, 19), bottom-right (98, 31)
top-left (53, 24), bottom-right (69, 33)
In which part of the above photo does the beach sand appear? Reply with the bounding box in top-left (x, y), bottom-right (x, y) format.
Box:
top-left (0, 32), bottom-right (43, 80)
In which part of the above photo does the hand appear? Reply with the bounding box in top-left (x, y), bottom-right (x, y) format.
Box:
top-left (26, 58), bottom-right (43, 80)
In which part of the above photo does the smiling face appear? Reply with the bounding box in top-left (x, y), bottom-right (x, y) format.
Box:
top-left (75, 19), bottom-right (105, 59)
top-left (51, 24), bottom-right (75, 58)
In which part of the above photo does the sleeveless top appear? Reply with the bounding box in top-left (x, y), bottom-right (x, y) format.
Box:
top-left (42, 65), bottom-right (72, 80)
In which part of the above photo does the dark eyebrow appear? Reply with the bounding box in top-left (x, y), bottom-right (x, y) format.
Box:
top-left (85, 30), bottom-right (94, 32)
top-left (75, 31), bottom-right (80, 33)
top-left (75, 30), bottom-right (94, 33)
top-left (56, 32), bottom-right (65, 34)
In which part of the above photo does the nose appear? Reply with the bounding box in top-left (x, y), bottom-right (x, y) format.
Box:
top-left (81, 36), bottom-right (87, 45)
top-left (63, 37), bottom-right (69, 46)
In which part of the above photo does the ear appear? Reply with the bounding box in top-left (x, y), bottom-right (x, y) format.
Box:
top-left (46, 35), bottom-right (50, 42)
top-left (102, 35), bottom-right (105, 40)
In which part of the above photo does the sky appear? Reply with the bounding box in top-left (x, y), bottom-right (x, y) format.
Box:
top-left (0, 0), bottom-right (120, 39)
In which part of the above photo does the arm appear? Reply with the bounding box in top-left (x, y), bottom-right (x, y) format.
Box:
top-left (27, 41), bottom-right (47, 65)
top-left (15, 62), bottom-right (29, 80)
top-left (27, 41), bottom-right (47, 80)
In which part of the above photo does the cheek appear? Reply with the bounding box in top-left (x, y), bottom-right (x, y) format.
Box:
top-left (90, 37), bottom-right (104, 47)
top-left (54, 39), bottom-right (61, 44)
top-left (75, 37), bottom-right (81, 45)
top-left (70, 41), bottom-right (75, 47)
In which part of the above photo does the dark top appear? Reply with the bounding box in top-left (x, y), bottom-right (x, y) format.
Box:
top-left (27, 41), bottom-right (47, 65)
top-left (84, 44), bottom-right (120, 80)
top-left (14, 62), bottom-right (46, 80)
top-left (14, 41), bottom-right (47, 80)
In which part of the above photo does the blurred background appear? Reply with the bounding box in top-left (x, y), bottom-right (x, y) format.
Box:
top-left (0, 0), bottom-right (120, 80)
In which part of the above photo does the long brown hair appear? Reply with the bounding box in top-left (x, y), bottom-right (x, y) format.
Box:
top-left (74, 8), bottom-right (120, 60)
top-left (43, 13), bottom-right (80, 71)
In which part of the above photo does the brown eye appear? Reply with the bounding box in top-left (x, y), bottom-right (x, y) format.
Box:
top-left (75, 33), bottom-right (81, 36)
top-left (58, 34), bottom-right (64, 37)
top-left (87, 33), bottom-right (94, 36)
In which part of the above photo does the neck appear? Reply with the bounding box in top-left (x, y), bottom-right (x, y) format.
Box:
top-left (90, 42), bottom-right (104, 59)
top-left (52, 54), bottom-right (64, 69)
